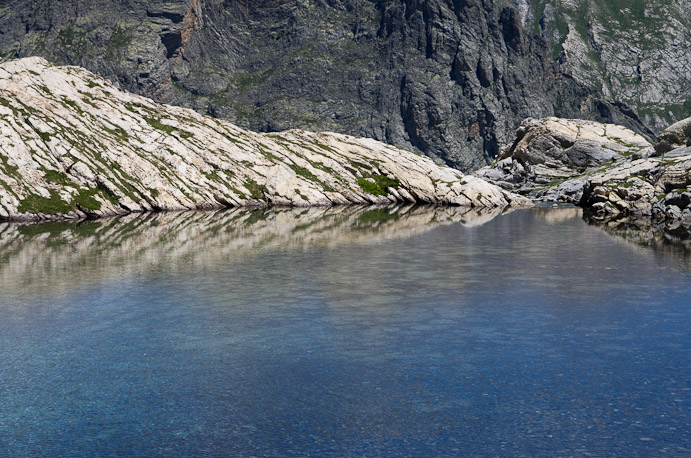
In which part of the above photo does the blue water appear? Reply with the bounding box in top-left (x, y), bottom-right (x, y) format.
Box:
top-left (0, 206), bottom-right (689, 457)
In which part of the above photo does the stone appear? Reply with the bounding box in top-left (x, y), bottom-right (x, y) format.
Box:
top-left (0, 58), bottom-right (529, 221)
top-left (474, 115), bottom-right (691, 224)
top-left (665, 192), bottom-right (691, 210)
top-left (474, 117), bottom-right (651, 203)
top-left (666, 205), bottom-right (683, 220)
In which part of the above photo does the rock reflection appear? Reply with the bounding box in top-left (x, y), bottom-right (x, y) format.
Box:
top-left (0, 204), bottom-right (508, 297)
top-left (531, 205), bottom-right (583, 224)
top-left (584, 214), bottom-right (691, 268)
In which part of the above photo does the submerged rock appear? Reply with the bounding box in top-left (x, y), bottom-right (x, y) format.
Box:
top-left (0, 58), bottom-right (529, 221)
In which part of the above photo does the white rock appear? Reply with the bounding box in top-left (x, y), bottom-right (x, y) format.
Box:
top-left (0, 58), bottom-right (530, 221)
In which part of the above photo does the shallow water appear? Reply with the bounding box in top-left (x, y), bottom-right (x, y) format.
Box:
top-left (0, 206), bottom-right (689, 457)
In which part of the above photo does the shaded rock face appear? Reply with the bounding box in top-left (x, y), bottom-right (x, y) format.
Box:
top-left (0, 0), bottom-right (651, 172)
top-left (0, 58), bottom-right (528, 221)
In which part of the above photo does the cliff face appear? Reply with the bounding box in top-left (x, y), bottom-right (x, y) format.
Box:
top-left (0, 0), bottom-right (661, 171)
top-left (528, 0), bottom-right (691, 131)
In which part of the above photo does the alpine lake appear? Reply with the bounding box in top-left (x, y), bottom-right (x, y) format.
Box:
top-left (0, 205), bottom-right (689, 457)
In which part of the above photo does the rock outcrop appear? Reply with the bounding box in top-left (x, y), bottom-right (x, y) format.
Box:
top-left (580, 146), bottom-right (691, 222)
top-left (656, 117), bottom-right (691, 155)
top-left (475, 117), bottom-right (653, 203)
top-left (0, 58), bottom-right (528, 221)
top-left (0, 0), bottom-right (653, 171)
top-left (475, 116), bottom-right (691, 222)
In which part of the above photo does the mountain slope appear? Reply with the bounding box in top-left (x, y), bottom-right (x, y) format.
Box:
top-left (0, 0), bottom-right (652, 172)
top-left (527, 0), bottom-right (691, 130)
top-left (0, 57), bottom-right (527, 221)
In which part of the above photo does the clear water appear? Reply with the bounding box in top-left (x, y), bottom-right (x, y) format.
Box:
top-left (0, 206), bottom-right (689, 457)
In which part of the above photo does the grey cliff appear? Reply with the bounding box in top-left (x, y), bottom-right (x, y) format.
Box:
top-left (0, 0), bottom-right (657, 172)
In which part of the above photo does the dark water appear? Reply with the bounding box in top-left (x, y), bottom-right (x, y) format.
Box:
top-left (0, 206), bottom-right (689, 457)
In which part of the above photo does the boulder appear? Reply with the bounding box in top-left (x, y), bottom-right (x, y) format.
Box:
top-left (475, 117), bottom-right (651, 203)
top-left (656, 116), bottom-right (691, 155)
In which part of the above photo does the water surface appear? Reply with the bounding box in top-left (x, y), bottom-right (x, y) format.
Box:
top-left (0, 206), bottom-right (689, 457)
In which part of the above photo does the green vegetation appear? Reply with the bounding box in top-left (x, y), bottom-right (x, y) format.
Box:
top-left (17, 190), bottom-right (72, 215)
top-left (57, 23), bottom-right (88, 58)
top-left (42, 169), bottom-right (72, 186)
top-left (143, 115), bottom-right (193, 139)
top-left (0, 154), bottom-right (19, 177)
top-left (102, 124), bottom-right (130, 142)
top-left (356, 173), bottom-right (400, 196)
top-left (144, 116), bottom-right (177, 135)
top-left (16, 186), bottom-right (119, 215)
top-left (105, 25), bottom-right (131, 61)
top-left (37, 131), bottom-right (51, 143)
top-left (73, 188), bottom-right (103, 211)
top-left (289, 163), bottom-right (319, 182)
top-left (232, 68), bottom-right (275, 93)
top-left (244, 179), bottom-right (268, 200)
top-left (60, 97), bottom-right (84, 116)
top-left (294, 188), bottom-right (309, 201)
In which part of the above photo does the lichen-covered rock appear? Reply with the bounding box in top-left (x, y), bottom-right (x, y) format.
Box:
top-left (0, 57), bottom-right (529, 221)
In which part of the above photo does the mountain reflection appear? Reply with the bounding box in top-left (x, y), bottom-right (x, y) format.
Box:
top-left (0, 205), bottom-right (509, 297)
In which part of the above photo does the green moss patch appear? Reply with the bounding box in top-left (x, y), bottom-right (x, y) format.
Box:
top-left (72, 189), bottom-right (102, 211)
top-left (357, 173), bottom-right (400, 196)
top-left (42, 169), bottom-right (72, 186)
top-left (244, 179), bottom-right (268, 200)
top-left (144, 116), bottom-right (177, 135)
top-left (17, 190), bottom-right (72, 215)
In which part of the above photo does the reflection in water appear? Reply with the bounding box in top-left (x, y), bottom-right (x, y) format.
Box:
top-left (532, 205), bottom-right (583, 224)
top-left (0, 205), bottom-right (508, 297)
top-left (0, 206), bottom-right (689, 457)
top-left (584, 214), bottom-right (691, 269)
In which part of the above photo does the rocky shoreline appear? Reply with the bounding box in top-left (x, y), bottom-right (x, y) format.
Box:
top-left (2, 58), bottom-right (690, 226)
top-left (0, 58), bottom-right (528, 222)
top-left (476, 117), bottom-right (691, 226)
